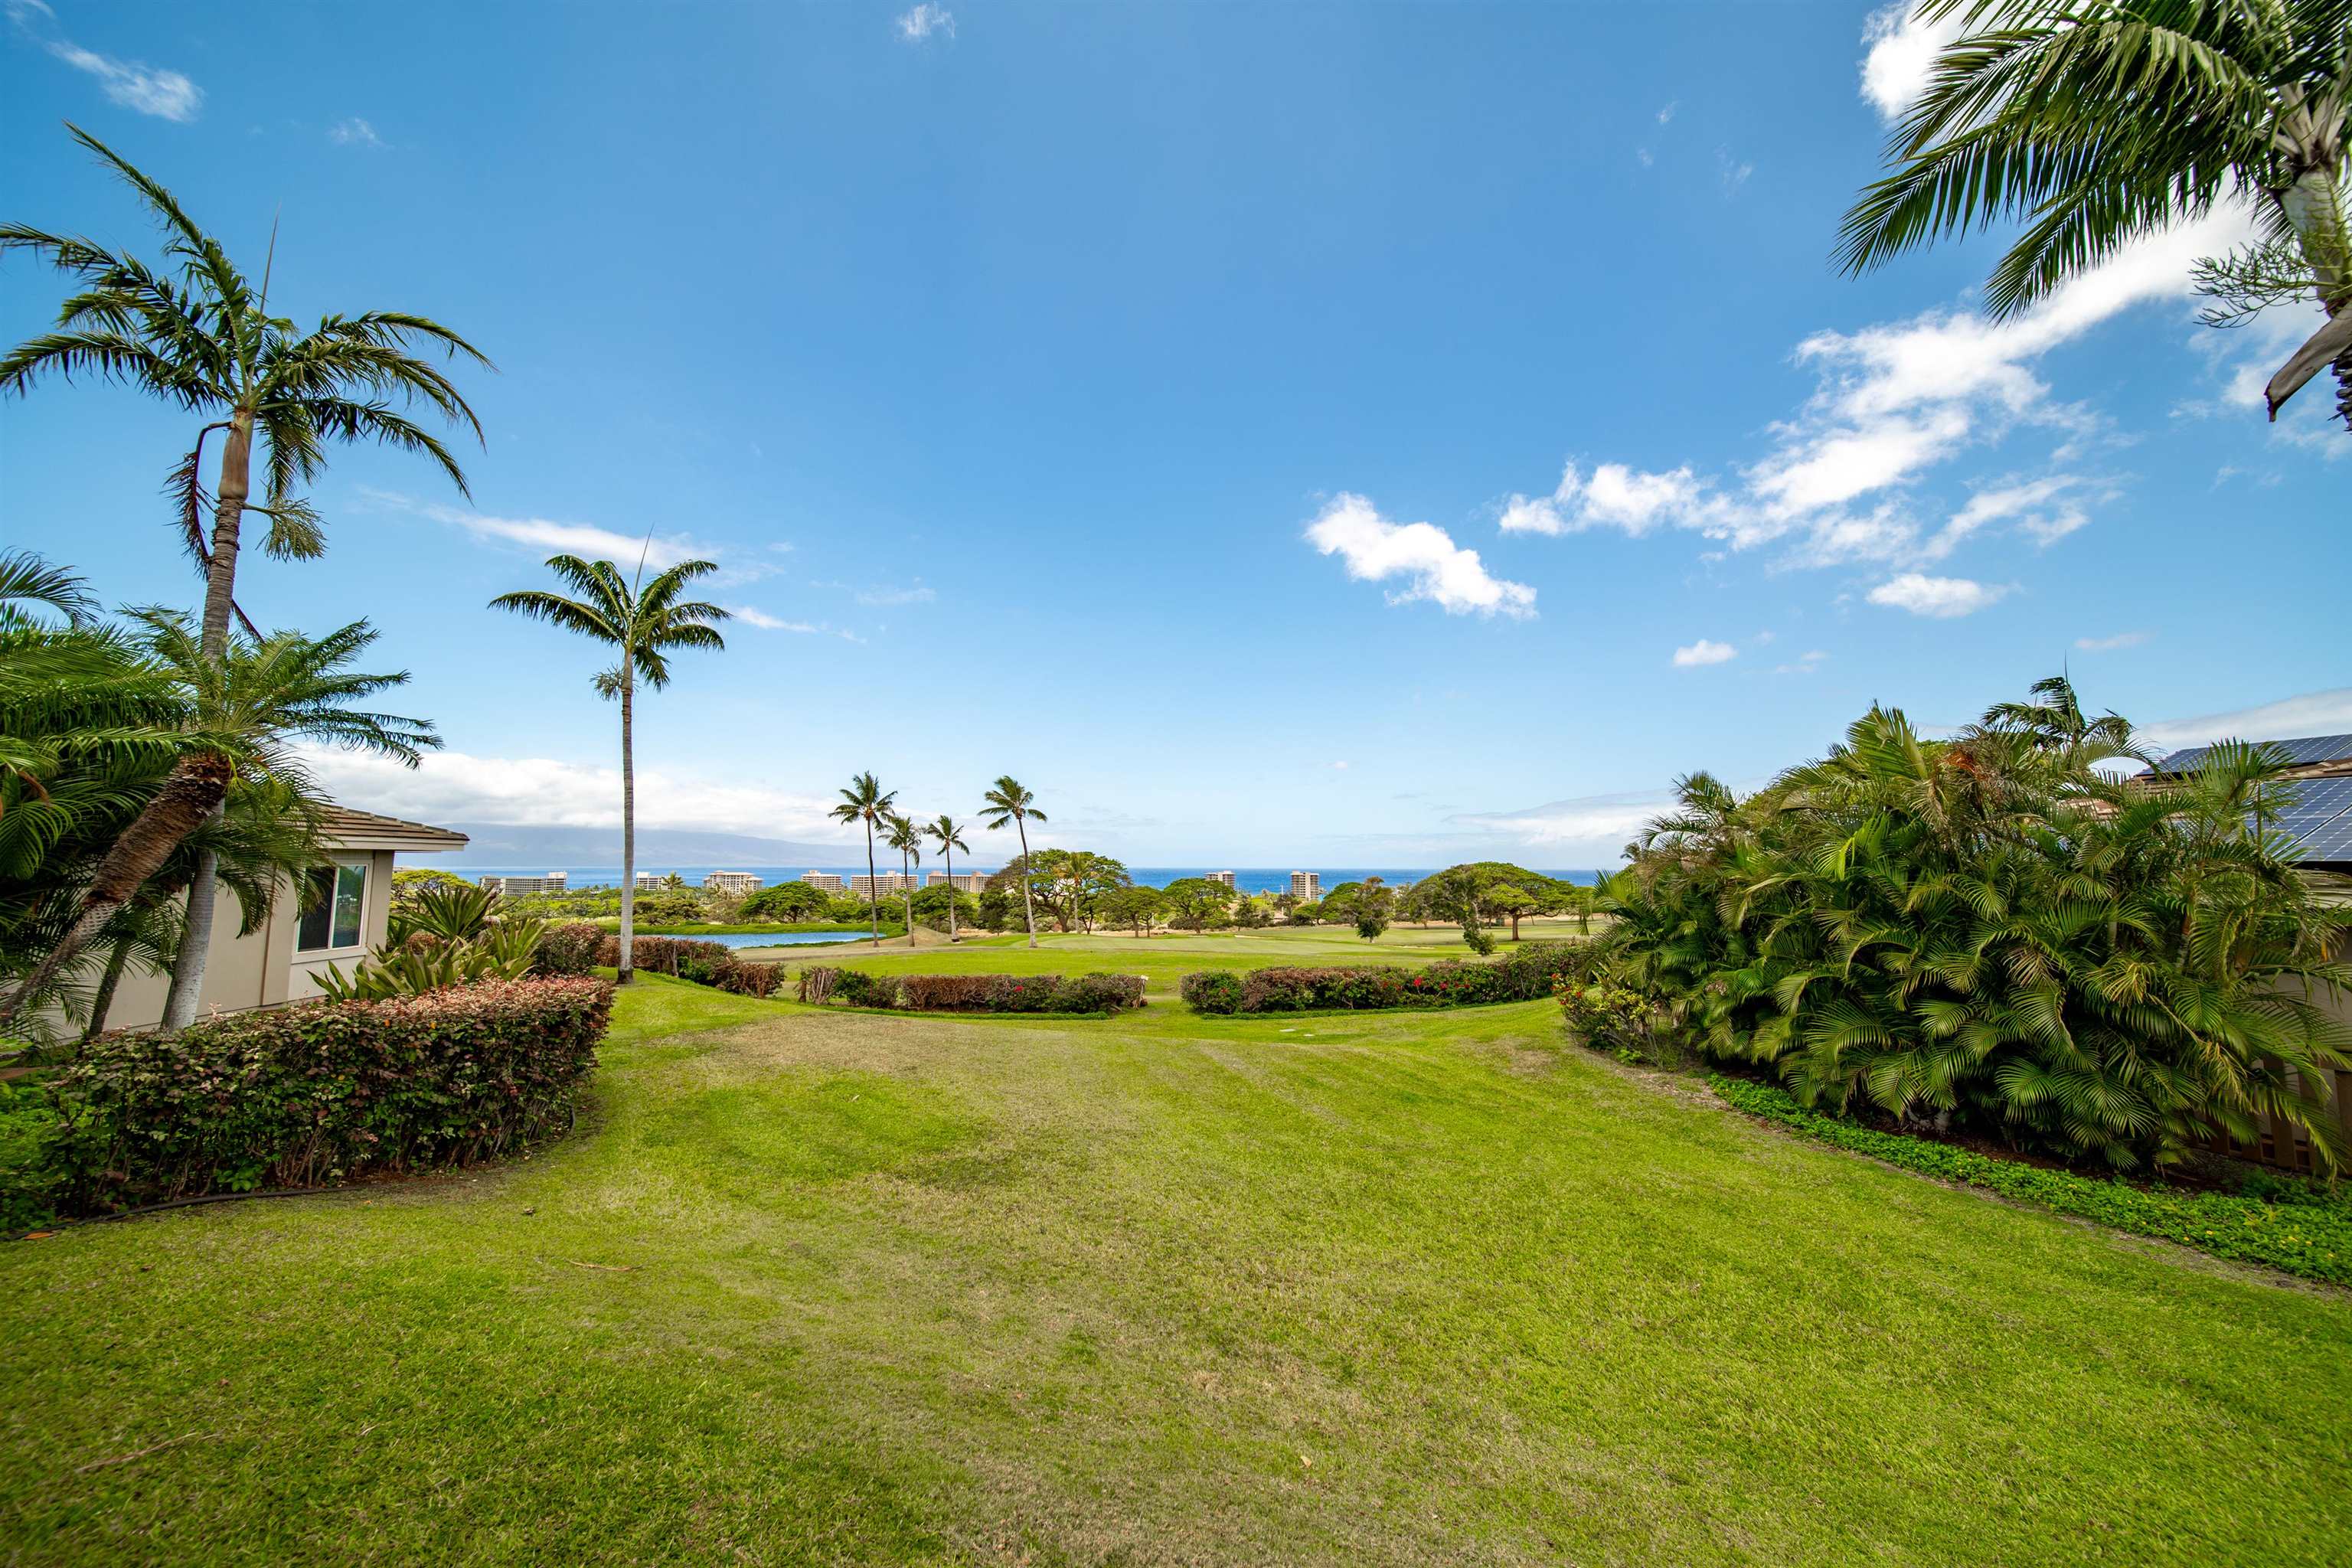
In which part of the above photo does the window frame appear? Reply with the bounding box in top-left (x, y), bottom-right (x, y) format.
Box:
top-left (294, 858), bottom-right (371, 956)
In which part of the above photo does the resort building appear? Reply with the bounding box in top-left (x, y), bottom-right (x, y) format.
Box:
top-left (1207, 871), bottom-right (1236, 889)
top-left (634, 871), bottom-right (666, 891)
top-left (800, 871), bottom-right (846, 893)
top-left (850, 872), bottom-right (918, 898)
top-left (926, 871), bottom-right (990, 893)
top-left (51, 807), bottom-right (469, 1035)
top-left (1289, 871), bottom-right (1322, 902)
top-left (704, 871), bottom-right (763, 894)
top-left (479, 871), bottom-right (567, 897)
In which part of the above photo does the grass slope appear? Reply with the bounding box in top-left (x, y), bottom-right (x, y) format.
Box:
top-left (3, 959), bottom-right (2347, 1565)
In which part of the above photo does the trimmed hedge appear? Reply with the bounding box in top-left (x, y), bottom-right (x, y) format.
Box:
top-left (531, 921), bottom-right (605, 975)
top-left (1711, 1074), bottom-right (2352, 1286)
top-left (1181, 942), bottom-right (1589, 1014)
top-left (41, 977), bottom-right (612, 1213)
top-left (798, 968), bottom-right (1145, 1015)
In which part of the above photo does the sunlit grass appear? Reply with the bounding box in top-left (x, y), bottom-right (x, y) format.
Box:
top-left (3, 970), bottom-right (2347, 1565)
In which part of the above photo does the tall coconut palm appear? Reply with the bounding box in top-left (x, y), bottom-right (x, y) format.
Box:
top-left (924, 814), bottom-right (971, 941)
top-left (0, 613), bottom-right (436, 1031)
top-left (884, 812), bottom-right (923, 947)
top-left (978, 776), bottom-right (1047, 949)
top-left (490, 556), bottom-right (727, 986)
top-left (2, 126), bottom-right (491, 1007)
top-left (830, 774), bottom-right (897, 948)
top-left (1839, 0), bottom-right (2352, 427)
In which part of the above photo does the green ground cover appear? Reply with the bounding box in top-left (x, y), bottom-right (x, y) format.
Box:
top-left (4, 949), bottom-right (2347, 1566)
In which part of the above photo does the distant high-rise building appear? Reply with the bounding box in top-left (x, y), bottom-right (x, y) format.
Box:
top-left (634, 871), bottom-right (666, 891)
top-left (1207, 870), bottom-right (1236, 889)
top-left (926, 871), bottom-right (990, 893)
top-left (479, 871), bottom-right (567, 897)
top-left (851, 872), bottom-right (917, 899)
top-left (704, 871), bottom-right (762, 894)
top-left (1289, 871), bottom-right (1321, 902)
top-left (800, 871), bottom-right (846, 893)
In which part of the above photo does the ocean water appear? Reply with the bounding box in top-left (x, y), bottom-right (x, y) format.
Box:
top-left (450, 866), bottom-right (1599, 896)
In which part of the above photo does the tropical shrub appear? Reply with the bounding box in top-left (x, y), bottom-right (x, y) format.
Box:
top-left (1712, 1075), bottom-right (2352, 1286)
top-left (387, 881), bottom-right (501, 945)
top-left (41, 976), bottom-right (610, 1211)
top-left (1592, 677), bottom-right (2352, 1171)
top-left (798, 970), bottom-right (1145, 1014)
top-left (831, 969), bottom-right (901, 1009)
top-left (1181, 970), bottom-right (1244, 1014)
top-left (312, 917), bottom-right (547, 1002)
top-left (533, 920), bottom-right (605, 976)
top-left (1182, 945), bottom-right (1588, 1014)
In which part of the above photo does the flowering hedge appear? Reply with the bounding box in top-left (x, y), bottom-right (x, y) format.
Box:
top-left (42, 976), bottom-right (612, 1213)
top-left (798, 968), bottom-right (1145, 1015)
top-left (1181, 942), bottom-right (1589, 1014)
top-left (1711, 1074), bottom-right (2352, 1286)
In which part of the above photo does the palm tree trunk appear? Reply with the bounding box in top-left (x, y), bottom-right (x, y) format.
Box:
top-left (83, 930), bottom-right (136, 1044)
top-left (619, 674), bottom-right (635, 985)
top-left (0, 750), bottom-right (234, 1031)
top-left (165, 411), bottom-right (256, 1031)
top-left (902, 846), bottom-right (916, 947)
top-left (944, 847), bottom-right (956, 942)
top-left (1015, 818), bottom-right (1037, 949)
top-left (158, 844), bottom-right (219, 1031)
top-left (864, 822), bottom-right (880, 947)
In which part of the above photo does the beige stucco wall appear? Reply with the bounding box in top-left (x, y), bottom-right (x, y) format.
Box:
top-left (63, 848), bottom-right (396, 1035)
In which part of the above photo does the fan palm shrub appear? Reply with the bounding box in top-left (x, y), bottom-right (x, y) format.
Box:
top-left (1591, 677), bottom-right (2352, 1171)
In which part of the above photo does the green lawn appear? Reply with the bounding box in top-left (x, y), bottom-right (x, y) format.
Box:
top-left (4, 956), bottom-right (2348, 1565)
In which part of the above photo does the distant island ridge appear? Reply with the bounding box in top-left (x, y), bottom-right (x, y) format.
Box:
top-left (433, 866), bottom-right (1600, 898)
top-left (407, 828), bottom-right (1597, 895)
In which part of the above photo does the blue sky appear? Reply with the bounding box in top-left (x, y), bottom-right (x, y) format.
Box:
top-left (4, 0), bottom-right (2346, 867)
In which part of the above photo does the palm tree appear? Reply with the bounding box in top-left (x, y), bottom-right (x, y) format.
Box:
top-left (1838, 1), bottom-right (2351, 427)
top-left (2, 127), bottom-right (491, 993)
top-left (490, 556), bottom-right (727, 986)
top-left (978, 776), bottom-right (1047, 949)
top-left (0, 613), bottom-right (436, 1032)
top-left (830, 773), bottom-right (896, 948)
top-left (924, 814), bottom-right (970, 941)
top-left (884, 812), bottom-right (923, 947)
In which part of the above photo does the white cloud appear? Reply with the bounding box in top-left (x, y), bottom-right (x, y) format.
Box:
top-left (1305, 493), bottom-right (1536, 619)
top-left (329, 117), bottom-right (383, 148)
top-left (1718, 149), bottom-right (1754, 192)
top-left (12, 5), bottom-right (203, 121)
top-left (1656, 100), bottom-right (1677, 125)
top-left (1499, 460), bottom-right (1706, 537)
top-left (1859, 2), bottom-right (1965, 122)
top-left (1450, 791), bottom-right (1674, 854)
top-left (1925, 475), bottom-right (2090, 557)
top-left (854, 582), bottom-right (936, 606)
top-left (1331, 760), bottom-right (1351, 770)
top-left (2135, 688), bottom-right (2352, 756)
top-left (2074, 630), bottom-right (2149, 652)
top-left (1773, 648), bottom-right (1830, 675)
top-left (1671, 638), bottom-right (1737, 668)
top-left (358, 488), bottom-right (754, 578)
top-left (302, 746), bottom-right (854, 841)
top-left (1866, 572), bottom-right (2008, 618)
top-left (895, 4), bottom-right (954, 42)
top-left (1499, 205), bottom-right (2253, 580)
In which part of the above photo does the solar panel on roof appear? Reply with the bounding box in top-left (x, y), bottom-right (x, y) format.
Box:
top-left (2275, 776), bottom-right (2352, 827)
top-left (2158, 733), bottom-right (2352, 774)
top-left (2294, 813), bottom-right (2352, 861)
